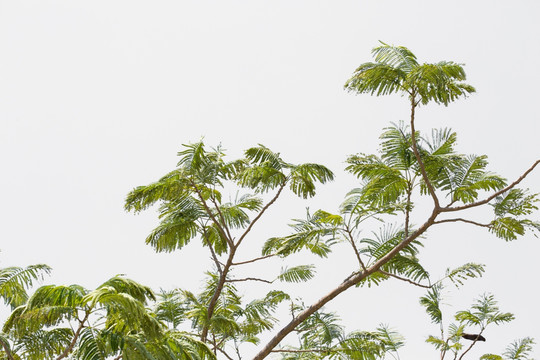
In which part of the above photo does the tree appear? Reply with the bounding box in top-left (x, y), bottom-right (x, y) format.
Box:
top-left (124, 43), bottom-right (539, 359)
top-left (1, 275), bottom-right (213, 360)
top-left (0, 262), bottom-right (51, 359)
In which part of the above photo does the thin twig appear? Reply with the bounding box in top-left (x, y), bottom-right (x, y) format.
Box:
top-left (190, 179), bottom-right (234, 248)
top-left (56, 310), bottom-right (91, 360)
top-left (232, 254), bottom-right (275, 266)
top-left (235, 182), bottom-right (286, 249)
top-left (216, 346), bottom-right (235, 360)
top-left (458, 329), bottom-right (485, 360)
top-left (409, 95), bottom-right (440, 209)
top-left (226, 277), bottom-right (273, 284)
top-left (344, 226), bottom-right (367, 271)
top-left (378, 270), bottom-right (431, 289)
top-left (202, 226), bottom-right (223, 276)
top-left (433, 218), bottom-right (491, 228)
top-left (210, 195), bottom-right (235, 242)
top-left (442, 160), bottom-right (540, 213)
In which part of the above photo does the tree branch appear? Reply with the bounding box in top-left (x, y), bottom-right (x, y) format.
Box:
top-left (433, 218), bottom-right (491, 228)
top-left (190, 179), bottom-right (234, 248)
top-left (252, 208), bottom-right (441, 360)
top-left (226, 277), bottom-right (273, 284)
top-left (202, 226), bottom-right (223, 276)
top-left (457, 329), bottom-right (485, 360)
top-left (216, 346), bottom-right (235, 360)
top-left (0, 340), bottom-right (15, 360)
top-left (271, 349), bottom-right (333, 353)
top-left (231, 254), bottom-right (276, 266)
top-left (56, 309), bottom-right (91, 360)
top-left (344, 226), bottom-right (367, 271)
top-left (378, 270), bottom-right (431, 289)
top-left (210, 195), bottom-right (235, 243)
top-left (235, 182), bottom-right (286, 249)
top-left (409, 96), bottom-right (440, 209)
top-left (441, 160), bottom-right (540, 213)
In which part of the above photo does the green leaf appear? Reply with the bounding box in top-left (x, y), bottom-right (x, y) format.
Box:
top-left (503, 337), bottom-right (535, 360)
top-left (420, 285), bottom-right (443, 324)
top-left (277, 265), bottom-right (316, 283)
top-left (443, 263), bottom-right (485, 287)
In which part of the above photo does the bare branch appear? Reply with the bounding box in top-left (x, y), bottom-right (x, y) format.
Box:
top-left (442, 160), bottom-right (540, 213)
top-left (458, 329), bottom-right (485, 360)
top-left (253, 208), bottom-right (441, 360)
top-left (226, 277), bottom-right (273, 284)
top-left (216, 346), bottom-right (235, 360)
top-left (271, 349), bottom-right (333, 353)
top-left (433, 218), bottom-right (491, 228)
top-left (409, 96), bottom-right (440, 209)
top-left (235, 182), bottom-right (286, 249)
top-left (231, 254), bottom-right (276, 266)
top-left (344, 226), bottom-right (367, 271)
top-left (378, 270), bottom-right (431, 289)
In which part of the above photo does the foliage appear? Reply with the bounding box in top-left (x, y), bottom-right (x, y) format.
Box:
top-left (1, 42), bottom-right (539, 360)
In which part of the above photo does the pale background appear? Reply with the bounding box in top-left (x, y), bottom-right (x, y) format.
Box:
top-left (1, 1), bottom-right (539, 358)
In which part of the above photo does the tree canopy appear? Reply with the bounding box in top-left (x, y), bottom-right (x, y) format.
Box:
top-left (1, 43), bottom-right (538, 360)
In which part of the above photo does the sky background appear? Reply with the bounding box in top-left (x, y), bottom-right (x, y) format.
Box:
top-left (1, 1), bottom-right (539, 358)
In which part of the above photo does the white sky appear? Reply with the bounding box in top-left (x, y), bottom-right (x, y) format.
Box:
top-left (1, 1), bottom-right (539, 358)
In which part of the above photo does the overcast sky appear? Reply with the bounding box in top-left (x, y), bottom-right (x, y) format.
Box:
top-left (1, 1), bottom-right (539, 358)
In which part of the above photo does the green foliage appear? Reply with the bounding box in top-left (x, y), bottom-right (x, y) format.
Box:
top-left (344, 41), bottom-right (476, 106)
top-left (420, 285), bottom-right (443, 324)
top-left (481, 337), bottom-right (535, 360)
top-left (455, 294), bottom-right (514, 327)
top-left (4, 42), bottom-right (538, 360)
top-left (0, 264), bottom-right (51, 309)
top-left (277, 265), bottom-right (316, 283)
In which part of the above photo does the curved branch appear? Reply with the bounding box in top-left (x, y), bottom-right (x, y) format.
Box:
top-left (232, 254), bottom-right (276, 266)
top-left (252, 208), bottom-right (441, 360)
top-left (235, 182), bottom-right (286, 249)
top-left (344, 226), bottom-right (367, 271)
top-left (409, 97), bottom-right (440, 209)
top-left (433, 218), bottom-right (491, 228)
top-left (227, 277), bottom-right (273, 284)
top-left (56, 310), bottom-right (91, 360)
top-left (190, 179), bottom-right (234, 248)
top-left (378, 270), bottom-right (431, 289)
top-left (441, 160), bottom-right (540, 213)
top-left (457, 329), bottom-right (485, 360)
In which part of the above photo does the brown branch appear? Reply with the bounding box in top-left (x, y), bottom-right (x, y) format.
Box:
top-left (458, 329), bottom-right (485, 360)
top-left (378, 270), bottom-right (431, 289)
top-left (0, 340), bottom-right (15, 360)
top-left (201, 183), bottom-right (286, 342)
top-left (271, 349), bottom-right (334, 353)
top-left (210, 195), bottom-right (235, 243)
top-left (344, 226), bottom-right (367, 271)
top-left (409, 96), bottom-right (440, 209)
top-left (56, 310), bottom-right (91, 360)
top-left (235, 182), bottom-right (286, 249)
top-left (216, 346), bottom-right (235, 360)
top-left (227, 277), bottom-right (273, 284)
top-left (200, 248), bottom-right (236, 342)
top-left (441, 160), bottom-right (540, 213)
top-left (404, 184), bottom-right (412, 239)
top-left (433, 218), bottom-right (491, 228)
top-left (190, 179), bottom-right (234, 248)
top-left (232, 254), bottom-right (276, 266)
top-left (202, 226), bottom-right (223, 276)
top-left (252, 208), bottom-right (441, 360)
